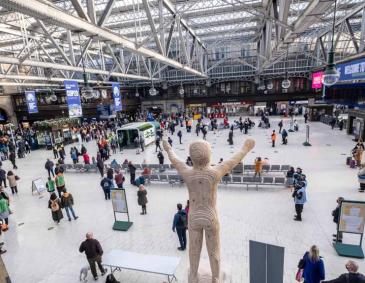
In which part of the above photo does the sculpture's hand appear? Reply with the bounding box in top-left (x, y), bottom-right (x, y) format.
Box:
top-left (243, 138), bottom-right (255, 151)
top-left (162, 129), bottom-right (168, 142)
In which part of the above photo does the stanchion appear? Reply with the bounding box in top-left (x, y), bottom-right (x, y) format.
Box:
top-left (303, 125), bottom-right (312, 146)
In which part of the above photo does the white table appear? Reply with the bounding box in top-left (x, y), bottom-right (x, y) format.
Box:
top-left (102, 250), bottom-right (180, 282)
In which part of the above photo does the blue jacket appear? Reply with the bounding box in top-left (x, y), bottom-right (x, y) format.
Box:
top-left (295, 187), bottom-right (307, 205)
top-left (172, 210), bottom-right (187, 231)
top-left (100, 178), bottom-right (113, 191)
top-left (303, 252), bottom-right (325, 283)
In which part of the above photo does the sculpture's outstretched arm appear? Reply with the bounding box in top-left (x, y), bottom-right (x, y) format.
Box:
top-left (162, 135), bottom-right (189, 174)
top-left (214, 139), bottom-right (255, 179)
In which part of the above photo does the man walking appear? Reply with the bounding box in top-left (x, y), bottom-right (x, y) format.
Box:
top-left (45, 159), bottom-right (55, 178)
top-left (271, 130), bottom-right (276, 147)
top-left (61, 189), bottom-right (79, 221)
top-left (79, 232), bottom-right (106, 281)
top-left (100, 175), bottom-right (113, 200)
top-left (332, 197), bottom-right (344, 243)
top-left (177, 130), bottom-right (182, 144)
top-left (172, 203), bottom-right (187, 251)
top-left (278, 120), bottom-right (283, 133)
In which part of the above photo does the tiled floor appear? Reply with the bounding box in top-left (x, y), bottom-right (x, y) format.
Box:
top-left (1, 116), bottom-right (363, 283)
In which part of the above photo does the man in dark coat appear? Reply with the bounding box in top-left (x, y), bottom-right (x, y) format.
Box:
top-left (332, 197), bottom-right (344, 243)
top-left (79, 232), bottom-right (106, 281)
top-left (322, 260), bottom-right (365, 283)
top-left (172, 203), bottom-right (187, 251)
top-left (45, 159), bottom-right (54, 177)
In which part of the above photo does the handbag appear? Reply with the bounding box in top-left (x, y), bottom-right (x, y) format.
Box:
top-left (295, 269), bottom-right (304, 282)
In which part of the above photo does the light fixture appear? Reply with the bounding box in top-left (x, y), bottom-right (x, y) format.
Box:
top-left (93, 90), bottom-right (101, 99)
top-left (178, 84), bottom-right (184, 97)
top-left (148, 58), bottom-right (157, 96)
top-left (78, 32), bottom-right (95, 99)
top-left (135, 87), bottom-right (140, 97)
top-left (266, 81), bottom-right (273, 90)
top-left (282, 43), bottom-right (291, 89)
top-left (322, 0), bottom-right (339, 86)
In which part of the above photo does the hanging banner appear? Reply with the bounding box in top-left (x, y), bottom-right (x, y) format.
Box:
top-left (112, 83), bottom-right (122, 112)
top-left (64, 80), bottom-right (82, 118)
top-left (337, 58), bottom-right (365, 82)
top-left (25, 91), bottom-right (38, 114)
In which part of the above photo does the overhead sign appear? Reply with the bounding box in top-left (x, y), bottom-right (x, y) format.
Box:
top-left (112, 83), bottom-right (122, 112)
top-left (338, 58), bottom-right (365, 81)
top-left (339, 201), bottom-right (365, 234)
top-left (64, 80), bottom-right (82, 118)
top-left (312, 71), bottom-right (323, 89)
top-left (25, 91), bottom-right (38, 114)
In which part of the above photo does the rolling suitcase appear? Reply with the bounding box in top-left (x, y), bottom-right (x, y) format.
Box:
top-left (350, 159), bottom-right (356, 168)
top-left (346, 156), bottom-right (352, 165)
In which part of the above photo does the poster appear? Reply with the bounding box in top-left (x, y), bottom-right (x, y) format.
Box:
top-left (25, 91), bottom-right (38, 114)
top-left (312, 71), bottom-right (323, 89)
top-left (339, 201), bottom-right (365, 234)
top-left (64, 80), bottom-right (82, 118)
top-left (111, 189), bottom-right (127, 213)
top-left (112, 83), bottom-right (122, 112)
top-left (338, 57), bottom-right (365, 81)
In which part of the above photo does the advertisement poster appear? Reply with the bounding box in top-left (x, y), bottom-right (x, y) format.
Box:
top-left (64, 80), bottom-right (82, 118)
top-left (112, 83), bottom-right (122, 112)
top-left (338, 58), bottom-right (365, 81)
top-left (111, 189), bottom-right (127, 213)
top-left (339, 201), bottom-right (365, 234)
top-left (312, 71), bottom-right (323, 89)
top-left (25, 91), bottom-right (38, 114)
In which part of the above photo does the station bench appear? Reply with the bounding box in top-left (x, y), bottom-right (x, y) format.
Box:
top-left (102, 250), bottom-right (180, 283)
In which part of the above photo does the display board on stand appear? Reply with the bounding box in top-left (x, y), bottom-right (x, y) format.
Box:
top-left (111, 189), bottom-right (133, 231)
top-left (334, 200), bottom-right (365, 258)
top-left (31, 178), bottom-right (46, 196)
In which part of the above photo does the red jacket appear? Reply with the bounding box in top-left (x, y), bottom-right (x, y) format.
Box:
top-left (83, 153), bottom-right (90, 164)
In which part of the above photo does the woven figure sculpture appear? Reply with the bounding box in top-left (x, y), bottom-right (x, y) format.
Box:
top-left (163, 136), bottom-right (255, 283)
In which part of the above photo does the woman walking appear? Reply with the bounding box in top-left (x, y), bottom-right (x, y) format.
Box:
top-left (137, 185), bottom-right (148, 215)
top-left (48, 192), bottom-right (63, 224)
top-left (299, 245), bottom-right (325, 283)
top-left (0, 193), bottom-right (10, 228)
top-left (6, 171), bottom-right (19, 194)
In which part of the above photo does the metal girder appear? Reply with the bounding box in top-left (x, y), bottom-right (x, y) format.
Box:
top-left (106, 44), bottom-right (124, 73)
top-left (319, 37), bottom-right (327, 60)
top-left (360, 8), bottom-right (365, 52)
top-left (166, 21), bottom-right (175, 55)
top-left (141, 0), bottom-right (164, 55)
top-left (37, 20), bottom-right (73, 66)
top-left (177, 16), bottom-right (190, 65)
top-left (345, 19), bottom-right (359, 53)
top-left (158, 0), bottom-right (165, 54)
top-left (39, 44), bottom-right (67, 78)
top-left (70, 0), bottom-right (91, 22)
top-left (66, 30), bottom-right (76, 66)
top-left (0, 56), bottom-right (152, 81)
top-left (86, 0), bottom-right (96, 24)
top-left (0, 0), bottom-right (206, 77)
top-left (162, 0), bottom-right (206, 51)
top-left (278, 0), bottom-right (290, 40)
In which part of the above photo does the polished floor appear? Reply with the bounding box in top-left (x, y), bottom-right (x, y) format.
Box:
top-left (1, 116), bottom-right (363, 283)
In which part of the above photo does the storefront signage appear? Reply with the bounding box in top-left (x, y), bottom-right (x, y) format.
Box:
top-left (25, 91), bottom-right (38, 114)
top-left (64, 80), bottom-right (82, 118)
top-left (338, 58), bottom-right (365, 81)
top-left (312, 71), bottom-right (323, 89)
top-left (112, 82), bottom-right (122, 112)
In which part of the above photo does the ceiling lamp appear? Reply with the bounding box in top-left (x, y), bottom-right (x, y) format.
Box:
top-left (93, 90), bottom-right (101, 99)
top-left (266, 81), bottom-right (273, 90)
top-left (282, 43), bottom-right (291, 89)
top-left (178, 84), bottom-right (184, 97)
top-left (149, 87), bottom-right (157, 96)
top-left (322, 0), bottom-right (339, 86)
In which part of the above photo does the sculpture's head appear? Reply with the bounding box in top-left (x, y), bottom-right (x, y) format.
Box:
top-left (189, 140), bottom-right (211, 169)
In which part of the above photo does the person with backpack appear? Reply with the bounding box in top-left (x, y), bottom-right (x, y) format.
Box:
top-left (172, 203), bottom-right (187, 251)
top-left (46, 177), bottom-right (56, 194)
top-left (79, 232), bottom-right (106, 281)
top-left (322, 260), bottom-right (365, 283)
top-left (48, 192), bottom-right (63, 224)
top-left (55, 172), bottom-right (66, 198)
top-left (45, 159), bottom-right (55, 178)
top-left (137, 185), bottom-right (148, 215)
top-left (6, 171), bottom-right (19, 194)
top-left (100, 175), bottom-right (113, 200)
top-left (61, 189), bottom-right (78, 221)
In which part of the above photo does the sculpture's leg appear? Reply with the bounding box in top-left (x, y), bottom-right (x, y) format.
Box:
top-left (188, 227), bottom-right (203, 283)
top-left (205, 228), bottom-right (220, 283)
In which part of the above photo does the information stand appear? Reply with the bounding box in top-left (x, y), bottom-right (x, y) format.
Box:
top-left (334, 200), bottom-right (365, 258)
top-left (111, 189), bottom-right (133, 231)
top-left (31, 178), bottom-right (46, 196)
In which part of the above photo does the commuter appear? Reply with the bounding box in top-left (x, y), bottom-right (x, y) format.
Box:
top-left (61, 189), bottom-right (78, 221)
top-left (332, 197), bottom-right (344, 242)
top-left (254, 157), bottom-right (263, 179)
top-left (177, 130), bottom-right (182, 144)
top-left (228, 130), bottom-right (233, 145)
top-left (354, 146), bottom-right (363, 167)
top-left (271, 130), bottom-right (276, 147)
top-left (96, 153), bottom-right (104, 178)
top-left (6, 171), bottom-right (18, 194)
top-left (134, 136), bottom-right (140, 154)
top-left (46, 176), bottom-right (56, 194)
top-left (155, 136), bottom-right (162, 152)
top-left (186, 156), bottom-right (193, 166)
top-left (292, 181), bottom-right (307, 221)
top-left (140, 135), bottom-right (145, 152)
top-left (0, 167), bottom-right (6, 188)
top-left (48, 192), bottom-right (63, 224)
top-left (55, 171), bottom-right (66, 198)
top-left (298, 245), bottom-right (325, 283)
top-left (330, 117), bottom-right (336, 129)
top-left (128, 161), bottom-right (136, 185)
top-left (304, 112), bottom-right (308, 123)
top-left (100, 175), bottom-right (113, 200)
top-left (0, 220), bottom-right (6, 254)
top-left (172, 203), bottom-right (187, 251)
top-left (282, 129), bottom-right (288, 145)
top-left (0, 192), bottom-right (10, 228)
top-left (137, 185), bottom-right (148, 215)
top-left (45, 159), bottom-right (55, 178)
top-left (157, 151), bottom-right (165, 165)
top-left (9, 151), bottom-right (17, 169)
top-left (286, 166), bottom-right (295, 187)
top-left (294, 120), bottom-right (299, 131)
top-left (322, 260), bottom-right (365, 283)
top-left (79, 232), bottom-right (106, 281)
top-left (82, 152), bottom-right (90, 164)
top-left (278, 120), bottom-right (283, 133)
top-left (114, 169), bottom-right (124, 189)
top-left (53, 145), bottom-right (59, 159)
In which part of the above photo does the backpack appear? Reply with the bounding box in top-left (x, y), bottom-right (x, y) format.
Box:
top-left (56, 175), bottom-right (65, 187)
top-left (105, 273), bottom-right (120, 283)
top-left (177, 213), bottom-right (187, 228)
top-left (51, 200), bottom-right (59, 212)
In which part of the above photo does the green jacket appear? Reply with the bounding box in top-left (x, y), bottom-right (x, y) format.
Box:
top-left (0, 198), bottom-right (9, 214)
top-left (46, 180), bottom-right (56, 192)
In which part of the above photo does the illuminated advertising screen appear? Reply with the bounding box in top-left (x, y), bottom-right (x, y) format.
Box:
top-left (312, 71), bottom-right (323, 89)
